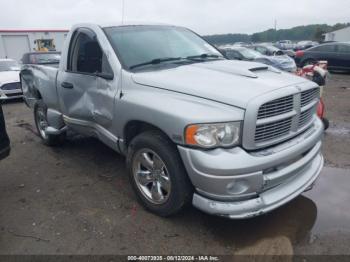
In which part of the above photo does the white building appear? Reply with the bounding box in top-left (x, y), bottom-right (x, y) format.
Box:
top-left (0, 29), bottom-right (68, 61)
top-left (323, 26), bottom-right (350, 42)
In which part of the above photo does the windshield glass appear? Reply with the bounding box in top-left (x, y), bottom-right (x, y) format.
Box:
top-left (29, 53), bottom-right (61, 64)
top-left (104, 25), bottom-right (223, 69)
top-left (238, 48), bottom-right (263, 59)
top-left (0, 60), bottom-right (20, 72)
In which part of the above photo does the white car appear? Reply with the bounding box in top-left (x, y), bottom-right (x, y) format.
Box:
top-left (0, 59), bottom-right (22, 100)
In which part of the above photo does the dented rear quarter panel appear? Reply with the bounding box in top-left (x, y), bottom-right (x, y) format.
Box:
top-left (21, 64), bottom-right (60, 110)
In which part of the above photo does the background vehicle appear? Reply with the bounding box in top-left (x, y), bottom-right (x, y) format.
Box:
top-left (0, 59), bottom-right (22, 100)
top-left (21, 23), bottom-right (323, 219)
top-left (34, 39), bottom-right (56, 52)
top-left (0, 103), bottom-right (10, 160)
top-left (275, 40), bottom-right (295, 50)
top-left (222, 46), bottom-right (297, 72)
top-left (295, 41), bottom-right (318, 51)
top-left (21, 52), bottom-right (61, 67)
top-left (295, 42), bottom-right (350, 70)
top-left (250, 44), bottom-right (295, 58)
top-left (250, 44), bottom-right (284, 56)
top-left (233, 42), bottom-right (247, 46)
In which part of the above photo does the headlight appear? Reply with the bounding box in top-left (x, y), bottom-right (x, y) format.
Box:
top-left (185, 122), bottom-right (241, 148)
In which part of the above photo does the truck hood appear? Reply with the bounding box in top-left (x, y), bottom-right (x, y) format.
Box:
top-left (132, 60), bottom-right (312, 108)
top-left (0, 71), bottom-right (20, 85)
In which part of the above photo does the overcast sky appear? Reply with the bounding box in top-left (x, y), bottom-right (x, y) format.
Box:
top-left (1, 0), bottom-right (349, 35)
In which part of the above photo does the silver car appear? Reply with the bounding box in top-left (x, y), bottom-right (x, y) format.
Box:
top-left (222, 46), bottom-right (297, 72)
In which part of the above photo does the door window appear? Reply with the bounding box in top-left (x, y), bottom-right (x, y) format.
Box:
top-left (337, 44), bottom-right (350, 53)
top-left (69, 30), bottom-right (105, 74)
top-left (311, 44), bottom-right (336, 52)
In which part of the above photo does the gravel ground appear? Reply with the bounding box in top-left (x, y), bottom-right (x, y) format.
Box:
top-left (0, 73), bottom-right (349, 256)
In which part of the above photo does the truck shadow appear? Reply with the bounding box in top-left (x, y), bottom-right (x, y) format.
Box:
top-left (179, 196), bottom-right (317, 254)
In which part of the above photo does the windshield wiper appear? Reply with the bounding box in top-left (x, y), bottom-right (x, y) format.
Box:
top-left (129, 57), bottom-right (183, 70)
top-left (186, 53), bottom-right (222, 60)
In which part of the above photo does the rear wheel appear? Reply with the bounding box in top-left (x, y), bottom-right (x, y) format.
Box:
top-left (126, 131), bottom-right (193, 217)
top-left (34, 100), bottom-right (65, 146)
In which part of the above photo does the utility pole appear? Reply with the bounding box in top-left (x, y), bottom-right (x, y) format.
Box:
top-left (274, 19), bottom-right (277, 42)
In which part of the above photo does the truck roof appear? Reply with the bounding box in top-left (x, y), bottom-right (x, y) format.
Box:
top-left (75, 22), bottom-right (173, 29)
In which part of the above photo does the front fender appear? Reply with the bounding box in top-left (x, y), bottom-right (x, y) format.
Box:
top-left (114, 85), bottom-right (245, 146)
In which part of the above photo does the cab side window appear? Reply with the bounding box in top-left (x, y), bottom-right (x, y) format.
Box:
top-left (69, 30), bottom-right (103, 74)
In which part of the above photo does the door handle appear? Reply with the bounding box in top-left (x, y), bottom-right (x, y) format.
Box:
top-left (61, 82), bottom-right (74, 89)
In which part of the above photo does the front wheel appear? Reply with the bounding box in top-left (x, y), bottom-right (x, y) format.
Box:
top-left (126, 131), bottom-right (193, 217)
top-left (34, 100), bottom-right (65, 146)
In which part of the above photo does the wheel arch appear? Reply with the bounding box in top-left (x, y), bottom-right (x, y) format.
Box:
top-left (123, 120), bottom-right (174, 149)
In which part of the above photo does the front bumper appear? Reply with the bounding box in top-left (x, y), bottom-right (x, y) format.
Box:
top-left (0, 89), bottom-right (23, 100)
top-left (178, 118), bottom-right (324, 219)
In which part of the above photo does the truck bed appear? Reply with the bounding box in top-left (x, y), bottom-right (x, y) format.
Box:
top-left (21, 64), bottom-right (59, 110)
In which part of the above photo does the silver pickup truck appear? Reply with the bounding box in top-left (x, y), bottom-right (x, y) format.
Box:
top-left (21, 23), bottom-right (324, 219)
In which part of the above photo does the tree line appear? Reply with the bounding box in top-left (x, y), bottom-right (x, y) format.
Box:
top-left (203, 23), bottom-right (350, 45)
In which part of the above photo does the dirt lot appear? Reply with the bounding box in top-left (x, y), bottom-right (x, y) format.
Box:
top-left (0, 73), bottom-right (349, 255)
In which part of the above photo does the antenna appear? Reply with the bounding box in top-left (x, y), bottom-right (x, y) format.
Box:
top-left (122, 0), bottom-right (125, 25)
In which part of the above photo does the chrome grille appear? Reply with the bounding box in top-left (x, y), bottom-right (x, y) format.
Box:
top-left (0, 82), bottom-right (21, 90)
top-left (299, 107), bottom-right (315, 128)
top-left (255, 118), bottom-right (292, 143)
top-left (257, 95), bottom-right (293, 119)
top-left (301, 88), bottom-right (319, 107)
top-left (252, 87), bottom-right (320, 147)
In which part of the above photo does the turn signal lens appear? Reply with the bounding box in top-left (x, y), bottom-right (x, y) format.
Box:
top-left (185, 125), bottom-right (199, 145)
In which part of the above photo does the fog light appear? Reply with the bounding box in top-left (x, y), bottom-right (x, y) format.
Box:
top-left (226, 180), bottom-right (250, 195)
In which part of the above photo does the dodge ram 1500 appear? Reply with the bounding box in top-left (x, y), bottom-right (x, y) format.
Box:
top-left (21, 23), bottom-right (324, 218)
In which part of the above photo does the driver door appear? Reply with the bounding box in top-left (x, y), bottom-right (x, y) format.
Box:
top-left (57, 28), bottom-right (116, 132)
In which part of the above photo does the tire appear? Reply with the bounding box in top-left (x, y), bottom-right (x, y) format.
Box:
top-left (126, 131), bottom-right (193, 217)
top-left (34, 100), bottom-right (66, 146)
top-left (322, 118), bottom-right (330, 130)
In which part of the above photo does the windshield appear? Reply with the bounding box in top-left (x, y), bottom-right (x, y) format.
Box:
top-left (0, 60), bottom-right (20, 72)
top-left (29, 53), bottom-right (61, 64)
top-left (238, 48), bottom-right (263, 59)
top-left (104, 25), bottom-right (223, 70)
